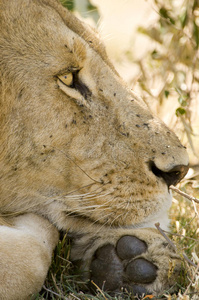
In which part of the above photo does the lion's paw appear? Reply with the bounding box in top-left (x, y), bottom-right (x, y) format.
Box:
top-left (90, 235), bottom-right (180, 298)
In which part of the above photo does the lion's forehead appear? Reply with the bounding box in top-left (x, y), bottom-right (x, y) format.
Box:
top-left (0, 0), bottom-right (109, 69)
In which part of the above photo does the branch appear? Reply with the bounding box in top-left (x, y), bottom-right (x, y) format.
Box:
top-left (42, 285), bottom-right (67, 299)
top-left (155, 223), bottom-right (197, 268)
top-left (170, 185), bottom-right (199, 204)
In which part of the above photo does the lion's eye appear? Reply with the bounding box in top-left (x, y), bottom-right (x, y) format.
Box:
top-left (58, 73), bottom-right (73, 86)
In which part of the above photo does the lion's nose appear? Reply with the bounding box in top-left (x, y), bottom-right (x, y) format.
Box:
top-left (151, 162), bottom-right (189, 187)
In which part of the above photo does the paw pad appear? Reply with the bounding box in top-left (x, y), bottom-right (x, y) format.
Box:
top-left (126, 258), bottom-right (157, 283)
top-left (116, 235), bottom-right (147, 260)
top-left (90, 235), bottom-right (157, 298)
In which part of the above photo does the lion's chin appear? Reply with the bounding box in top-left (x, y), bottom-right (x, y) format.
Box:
top-left (42, 191), bottom-right (171, 232)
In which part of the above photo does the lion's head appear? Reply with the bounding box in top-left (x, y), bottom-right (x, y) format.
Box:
top-left (0, 0), bottom-right (188, 232)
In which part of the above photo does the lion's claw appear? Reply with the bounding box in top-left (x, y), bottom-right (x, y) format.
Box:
top-left (90, 235), bottom-right (157, 297)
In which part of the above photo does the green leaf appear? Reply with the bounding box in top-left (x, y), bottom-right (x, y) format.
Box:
top-left (159, 7), bottom-right (175, 25)
top-left (60, 0), bottom-right (74, 11)
top-left (181, 100), bottom-right (187, 106)
top-left (87, 2), bottom-right (98, 11)
top-left (137, 27), bottom-right (162, 44)
top-left (176, 107), bottom-right (186, 116)
top-left (193, 21), bottom-right (199, 48)
top-left (164, 90), bottom-right (170, 98)
top-left (151, 50), bottom-right (159, 59)
top-left (180, 10), bottom-right (188, 28)
top-left (178, 96), bottom-right (187, 106)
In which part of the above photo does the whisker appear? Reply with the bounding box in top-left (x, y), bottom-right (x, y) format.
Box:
top-left (81, 199), bottom-right (114, 211)
top-left (124, 196), bottom-right (133, 210)
top-left (93, 212), bottom-right (117, 234)
top-left (64, 197), bottom-right (115, 217)
top-left (60, 183), bottom-right (96, 197)
top-left (54, 182), bottom-right (112, 203)
top-left (45, 145), bottom-right (102, 184)
top-left (63, 190), bottom-right (111, 201)
top-left (113, 202), bottom-right (127, 210)
top-left (109, 212), bottom-right (124, 228)
top-left (81, 195), bottom-right (115, 208)
top-left (88, 211), bottom-right (114, 229)
top-left (76, 192), bottom-right (113, 204)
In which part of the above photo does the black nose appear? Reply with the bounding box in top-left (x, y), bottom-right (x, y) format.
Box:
top-left (151, 163), bottom-right (189, 187)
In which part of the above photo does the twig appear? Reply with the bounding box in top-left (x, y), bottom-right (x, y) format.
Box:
top-left (155, 223), bottom-right (197, 268)
top-left (51, 272), bottom-right (64, 297)
top-left (91, 280), bottom-right (108, 300)
top-left (163, 230), bottom-right (198, 242)
top-left (192, 200), bottom-right (199, 218)
top-left (183, 263), bottom-right (199, 296)
top-left (170, 185), bottom-right (199, 204)
top-left (69, 294), bottom-right (81, 300)
top-left (42, 285), bottom-right (68, 299)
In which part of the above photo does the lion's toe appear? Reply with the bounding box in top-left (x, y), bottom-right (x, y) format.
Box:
top-left (90, 236), bottom-right (158, 298)
top-left (116, 235), bottom-right (147, 259)
top-left (90, 244), bottom-right (123, 291)
top-left (126, 258), bottom-right (157, 283)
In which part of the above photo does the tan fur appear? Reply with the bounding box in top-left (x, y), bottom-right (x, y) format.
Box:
top-left (0, 0), bottom-right (189, 298)
top-left (0, 214), bottom-right (59, 300)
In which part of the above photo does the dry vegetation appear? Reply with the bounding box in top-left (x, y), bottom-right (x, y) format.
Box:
top-left (34, 0), bottom-right (199, 299)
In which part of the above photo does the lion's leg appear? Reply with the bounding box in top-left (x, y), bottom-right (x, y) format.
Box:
top-left (0, 213), bottom-right (59, 300)
top-left (70, 228), bottom-right (182, 298)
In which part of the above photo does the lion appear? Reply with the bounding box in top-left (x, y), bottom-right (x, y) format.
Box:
top-left (0, 0), bottom-right (189, 299)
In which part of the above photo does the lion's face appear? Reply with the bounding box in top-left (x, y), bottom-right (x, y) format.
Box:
top-left (0, 0), bottom-right (188, 231)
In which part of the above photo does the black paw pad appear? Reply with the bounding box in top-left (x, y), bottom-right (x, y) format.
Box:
top-left (90, 244), bottom-right (123, 291)
top-left (90, 236), bottom-right (158, 297)
top-left (116, 235), bottom-right (147, 260)
top-left (126, 258), bottom-right (157, 283)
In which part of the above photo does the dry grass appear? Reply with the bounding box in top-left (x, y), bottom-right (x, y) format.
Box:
top-left (169, 175), bottom-right (199, 299)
